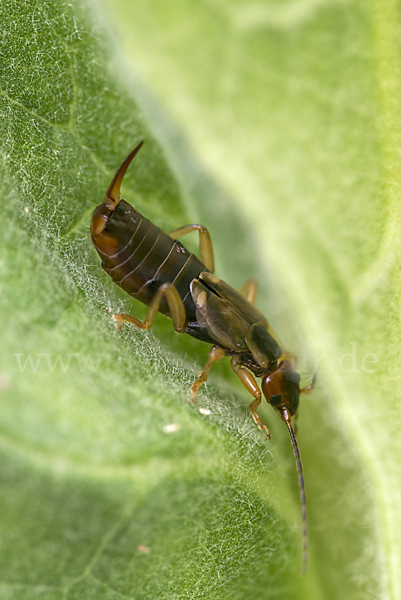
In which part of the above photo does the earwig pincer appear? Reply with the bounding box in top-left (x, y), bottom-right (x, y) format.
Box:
top-left (90, 141), bottom-right (316, 573)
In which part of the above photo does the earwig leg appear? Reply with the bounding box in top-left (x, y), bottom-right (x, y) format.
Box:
top-left (238, 280), bottom-right (258, 304)
top-left (190, 346), bottom-right (226, 403)
top-left (167, 224), bottom-right (215, 273)
top-left (113, 283), bottom-right (186, 333)
top-left (292, 372), bottom-right (317, 436)
top-left (301, 372), bottom-right (317, 394)
top-left (230, 358), bottom-right (270, 439)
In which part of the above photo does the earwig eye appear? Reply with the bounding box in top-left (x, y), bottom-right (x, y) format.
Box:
top-left (270, 394), bottom-right (282, 406)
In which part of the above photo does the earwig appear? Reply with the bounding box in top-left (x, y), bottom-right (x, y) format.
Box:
top-left (91, 141), bottom-right (316, 573)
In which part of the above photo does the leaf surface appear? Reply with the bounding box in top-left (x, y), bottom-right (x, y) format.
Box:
top-left (1, 0), bottom-right (400, 598)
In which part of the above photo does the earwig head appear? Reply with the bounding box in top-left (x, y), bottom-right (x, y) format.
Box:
top-left (261, 359), bottom-right (300, 419)
top-left (90, 140), bottom-right (144, 240)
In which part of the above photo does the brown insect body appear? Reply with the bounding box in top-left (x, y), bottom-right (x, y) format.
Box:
top-left (91, 141), bottom-right (315, 573)
top-left (92, 198), bottom-right (214, 341)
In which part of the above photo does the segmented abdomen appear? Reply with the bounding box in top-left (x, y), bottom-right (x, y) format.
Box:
top-left (92, 200), bottom-right (206, 320)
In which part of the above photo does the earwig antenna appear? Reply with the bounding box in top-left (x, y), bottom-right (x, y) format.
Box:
top-left (283, 409), bottom-right (307, 575)
top-left (104, 140), bottom-right (144, 207)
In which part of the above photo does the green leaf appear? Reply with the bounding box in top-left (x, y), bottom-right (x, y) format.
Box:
top-left (1, 0), bottom-right (400, 598)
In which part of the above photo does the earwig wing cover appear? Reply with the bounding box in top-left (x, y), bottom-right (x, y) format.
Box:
top-left (190, 279), bottom-right (249, 351)
top-left (199, 272), bottom-right (268, 325)
top-left (199, 272), bottom-right (284, 351)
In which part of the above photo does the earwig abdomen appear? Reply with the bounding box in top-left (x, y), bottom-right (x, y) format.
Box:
top-left (92, 200), bottom-right (207, 320)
